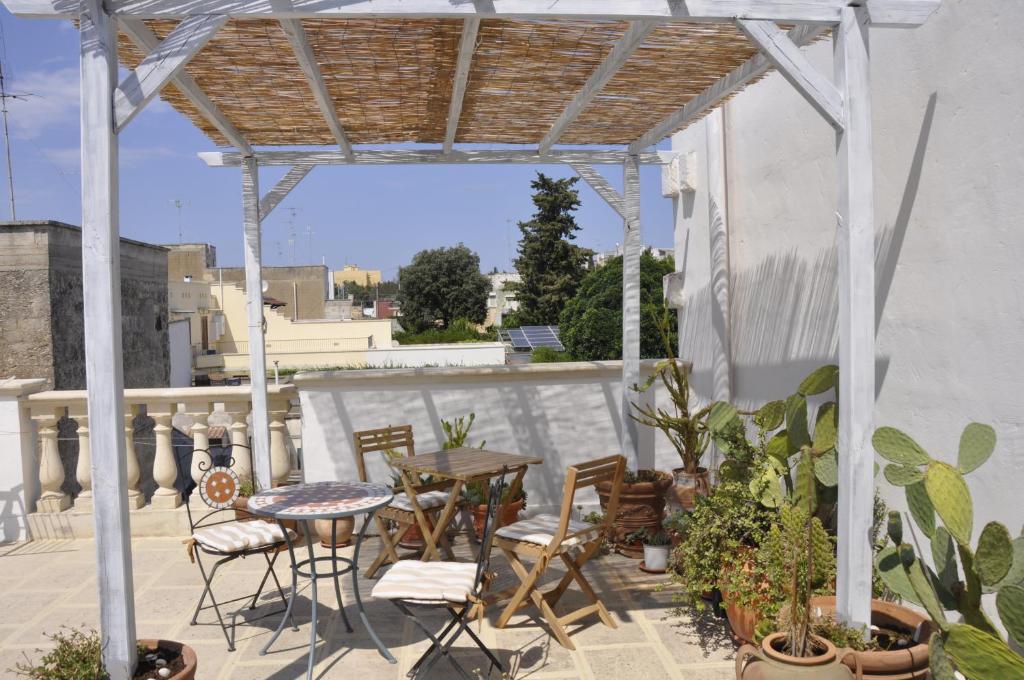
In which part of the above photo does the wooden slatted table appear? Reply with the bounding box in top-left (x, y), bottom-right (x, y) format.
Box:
top-left (388, 447), bottom-right (543, 563)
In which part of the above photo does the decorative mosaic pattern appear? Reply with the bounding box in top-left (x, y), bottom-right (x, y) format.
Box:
top-left (247, 481), bottom-right (393, 520)
top-left (198, 466), bottom-right (240, 509)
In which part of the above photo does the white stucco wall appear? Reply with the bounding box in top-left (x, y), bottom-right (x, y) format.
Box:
top-left (366, 342), bottom-right (506, 368)
top-left (670, 0), bottom-right (1024, 535)
top-left (294, 361), bottom-right (675, 514)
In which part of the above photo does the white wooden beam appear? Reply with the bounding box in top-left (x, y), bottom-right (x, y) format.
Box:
top-left (834, 5), bottom-right (875, 635)
top-left (443, 17), bottom-right (479, 154)
top-left (80, 0), bottom-right (137, 677)
top-left (569, 163), bottom-right (626, 219)
top-left (241, 156), bottom-right (273, 491)
top-left (8, 0), bottom-right (884, 22)
top-left (259, 163), bottom-right (314, 218)
top-left (200, 148), bottom-right (672, 167)
top-left (621, 153), bottom-right (644, 469)
top-left (113, 14), bottom-right (226, 132)
top-left (863, 0), bottom-right (942, 27)
top-left (629, 23), bottom-right (827, 151)
top-left (278, 19), bottom-right (354, 159)
top-left (120, 18), bottom-right (252, 153)
top-left (538, 21), bottom-right (656, 154)
top-left (737, 19), bottom-right (844, 131)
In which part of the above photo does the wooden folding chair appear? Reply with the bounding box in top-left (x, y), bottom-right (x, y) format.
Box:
top-left (354, 425), bottom-right (471, 578)
top-left (491, 454), bottom-right (625, 650)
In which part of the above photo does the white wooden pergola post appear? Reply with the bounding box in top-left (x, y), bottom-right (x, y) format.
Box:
top-left (834, 4), bottom-right (876, 631)
top-left (80, 0), bottom-right (137, 676)
top-left (622, 153), bottom-right (646, 469)
top-left (241, 156), bottom-right (273, 491)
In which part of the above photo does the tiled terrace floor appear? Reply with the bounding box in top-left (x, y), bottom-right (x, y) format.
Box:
top-left (0, 535), bottom-right (736, 679)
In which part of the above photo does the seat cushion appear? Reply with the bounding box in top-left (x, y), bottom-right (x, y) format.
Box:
top-left (389, 490), bottom-right (451, 512)
top-left (371, 560), bottom-right (478, 603)
top-left (495, 514), bottom-right (600, 548)
top-left (193, 520), bottom-right (295, 553)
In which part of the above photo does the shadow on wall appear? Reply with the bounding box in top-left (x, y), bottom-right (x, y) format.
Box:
top-left (681, 93), bottom-right (938, 407)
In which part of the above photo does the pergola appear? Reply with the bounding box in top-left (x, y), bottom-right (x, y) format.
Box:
top-left (5, 0), bottom-right (940, 676)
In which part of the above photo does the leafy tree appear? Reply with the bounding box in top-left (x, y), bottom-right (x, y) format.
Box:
top-left (337, 280), bottom-right (399, 306)
top-left (397, 244), bottom-right (489, 331)
top-left (559, 252), bottom-right (676, 360)
top-left (508, 173), bottom-right (591, 325)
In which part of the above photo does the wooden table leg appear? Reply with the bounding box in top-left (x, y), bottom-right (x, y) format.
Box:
top-left (425, 479), bottom-right (463, 562)
top-left (399, 469), bottom-right (444, 562)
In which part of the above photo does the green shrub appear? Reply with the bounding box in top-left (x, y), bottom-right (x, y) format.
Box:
top-left (13, 627), bottom-right (107, 680)
top-left (393, 318), bottom-right (496, 345)
top-left (531, 347), bottom-right (570, 363)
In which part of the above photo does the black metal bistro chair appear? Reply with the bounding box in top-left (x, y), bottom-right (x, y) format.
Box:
top-left (371, 471), bottom-right (510, 679)
top-left (176, 443), bottom-right (297, 651)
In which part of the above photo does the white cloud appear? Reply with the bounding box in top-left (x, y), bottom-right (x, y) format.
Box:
top-left (6, 66), bottom-right (80, 140)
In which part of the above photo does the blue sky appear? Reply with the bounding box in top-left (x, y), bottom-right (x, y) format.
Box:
top-left (0, 9), bottom-right (674, 276)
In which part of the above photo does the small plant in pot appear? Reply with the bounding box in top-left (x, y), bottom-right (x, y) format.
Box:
top-left (631, 306), bottom-right (714, 511)
top-left (465, 480), bottom-right (525, 539)
top-left (628, 528), bottom-right (672, 574)
top-left (597, 468), bottom-right (672, 558)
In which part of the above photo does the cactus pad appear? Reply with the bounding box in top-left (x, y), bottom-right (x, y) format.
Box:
top-left (976, 522), bottom-right (1013, 586)
top-left (943, 623), bottom-right (1024, 678)
top-left (996, 585), bottom-right (1024, 648)
top-left (786, 394), bottom-right (810, 451)
top-left (958, 422), bottom-right (996, 474)
top-left (797, 364), bottom-right (838, 396)
top-left (875, 545), bottom-right (920, 605)
top-left (887, 510), bottom-right (903, 545)
top-left (813, 401), bottom-right (837, 452)
top-left (931, 526), bottom-right (959, 591)
top-left (905, 551), bottom-right (949, 628)
top-left (928, 632), bottom-right (956, 680)
top-left (754, 399), bottom-right (786, 431)
top-left (814, 450), bottom-right (838, 487)
top-left (765, 430), bottom-right (789, 461)
top-left (873, 426), bottom-right (931, 465)
top-left (925, 462), bottom-right (973, 546)
top-left (906, 481), bottom-right (936, 539)
top-left (884, 464), bottom-right (924, 486)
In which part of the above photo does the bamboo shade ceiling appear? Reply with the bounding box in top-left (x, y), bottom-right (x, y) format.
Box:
top-left (118, 18), bottom-right (766, 148)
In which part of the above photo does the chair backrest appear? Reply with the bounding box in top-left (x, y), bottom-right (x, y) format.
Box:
top-left (174, 441), bottom-right (253, 531)
top-left (474, 471), bottom-right (510, 590)
top-left (550, 454), bottom-right (626, 549)
top-left (353, 425), bottom-right (415, 484)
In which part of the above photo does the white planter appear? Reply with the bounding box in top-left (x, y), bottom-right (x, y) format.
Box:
top-left (642, 544), bottom-right (670, 572)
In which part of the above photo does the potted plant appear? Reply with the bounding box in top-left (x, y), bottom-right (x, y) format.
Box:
top-left (663, 509), bottom-right (690, 549)
top-left (631, 307), bottom-right (713, 511)
top-left (464, 480), bottom-right (525, 539)
top-left (597, 468), bottom-right (672, 558)
top-left (12, 627), bottom-right (197, 680)
top-left (627, 528), bottom-right (672, 573)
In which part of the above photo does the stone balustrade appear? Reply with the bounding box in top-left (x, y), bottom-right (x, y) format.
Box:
top-left (0, 380), bottom-right (297, 540)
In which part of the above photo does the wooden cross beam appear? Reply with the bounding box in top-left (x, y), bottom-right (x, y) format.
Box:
top-left (443, 17), bottom-right (480, 154)
top-left (259, 164), bottom-right (314, 218)
top-left (113, 14), bottom-right (226, 132)
top-left (569, 163), bottom-right (626, 219)
top-left (199, 149), bottom-right (672, 167)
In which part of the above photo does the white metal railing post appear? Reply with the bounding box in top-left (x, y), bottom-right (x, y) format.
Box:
top-left (68, 405), bottom-right (93, 511)
top-left (30, 405), bottom-right (69, 513)
top-left (80, 0), bottom-right (137, 672)
top-left (148, 402), bottom-right (181, 509)
top-left (834, 4), bottom-right (876, 634)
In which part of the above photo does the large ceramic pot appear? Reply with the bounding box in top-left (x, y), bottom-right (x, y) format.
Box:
top-left (315, 517), bottom-right (355, 548)
top-left (718, 549), bottom-right (764, 645)
top-left (596, 471), bottom-right (672, 558)
top-left (137, 639), bottom-right (197, 680)
top-left (669, 466), bottom-right (711, 511)
top-left (471, 499), bottom-right (524, 539)
top-left (736, 633), bottom-right (861, 680)
top-left (809, 596), bottom-right (931, 680)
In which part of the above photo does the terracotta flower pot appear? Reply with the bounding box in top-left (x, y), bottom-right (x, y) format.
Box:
top-left (233, 495), bottom-right (253, 522)
top-left (136, 639), bottom-right (197, 680)
top-left (471, 499), bottom-right (524, 539)
top-left (736, 633), bottom-right (860, 680)
top-left (596, 471), bottom-right (672, 559)
top-left (718, 549), bottom-right (769, 645)
top-left (315, 517), bottom-right (355, 548)
top-left (669, 466), bottom-right (711, 511)
top-left (809, 596), bottom-right (931, 680)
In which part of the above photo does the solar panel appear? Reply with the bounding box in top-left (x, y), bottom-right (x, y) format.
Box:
top-left (518, 326), bottom-right (565, 352)
top-left (507, 329), bottom-right (531, 349)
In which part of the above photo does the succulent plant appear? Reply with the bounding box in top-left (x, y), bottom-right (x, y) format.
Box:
top-left (874, 422), bottom-right (1024, 678)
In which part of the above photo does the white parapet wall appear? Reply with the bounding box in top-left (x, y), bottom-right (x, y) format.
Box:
top-left (294, 359), bottom-right (682, 514)
top-left (365, 342), bottom-right (506, 368)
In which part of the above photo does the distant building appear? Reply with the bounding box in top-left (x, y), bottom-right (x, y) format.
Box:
top-left (332, 264), bottom-right (382, 288)
top-left (485, 272), bottom-right (520, 328)
top-left (590, 245), bottom-right (674, 269)
top-left (0, 220), bottom-right (170, 389)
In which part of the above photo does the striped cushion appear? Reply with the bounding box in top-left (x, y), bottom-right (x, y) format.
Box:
top-left (371, 560), bottom-right (478, 603)
top-left (390, 490), bottom-right (451, 512)
top-left (193, 520), bottom-right (295, 553)
top-left (495, 514), bottom-right (600, 548)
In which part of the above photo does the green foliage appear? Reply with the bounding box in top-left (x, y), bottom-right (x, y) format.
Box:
top-left (13, 627), bottom-right (107, 680)
top-left (530, 347), bottom-right (571, 363)
top-left (558, 252), bottom-right (676, 361)
top-left (874, 421), bottom-right (1024, 679)
top-left (630, 306), bottom-right (712, 473)
top-left (509, 173), bottom-right (591, 325)
top-left (397, 244), bottom-right (490, 331)
top-left (394, 318), bottom-right (496, 345)
top-left (627, 528), bottom-right (671, 546)
top-left (441, 412), bottom-right (484, 450)
top-left (338, 279), bottom-right (400, 306)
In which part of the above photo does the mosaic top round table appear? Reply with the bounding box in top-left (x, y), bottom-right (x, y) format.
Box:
top-left (247, 481), bottom-right (396, 679)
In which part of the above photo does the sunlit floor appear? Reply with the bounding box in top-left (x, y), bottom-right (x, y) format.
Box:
top-left (0, 535), bottom-right (736, 679)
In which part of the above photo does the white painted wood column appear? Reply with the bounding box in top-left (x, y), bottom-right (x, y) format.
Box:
top-left (834, 5), bottom-right (875, 632)
top-left (622, 153), bottom-right (646, 469)
top-left (79, 0), bottom-right (137, 675)
top-left (242, 156), bottom-right (273, 491)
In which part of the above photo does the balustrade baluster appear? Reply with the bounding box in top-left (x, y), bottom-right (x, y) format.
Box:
top-left (225, 401), bottom-right (253, 485)
top-left (149, 402), bottom-right (181, 509)
top-left (125, 406), bottom-right (144, 509)
top-left (269, 398), bottom-right (292, 486)
top-left (68, 405), bottom-right (92, 511)
top-left (31, 406), bottom-right (69, 512)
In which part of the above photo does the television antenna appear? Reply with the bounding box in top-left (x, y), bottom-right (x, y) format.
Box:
top-left (168, 198), bottom-right (190, 242)
top-left (304, 224), bottom-right (314, 264)
top-left (0, 57), bottom-right (35, 221)
top-left (282, 206), bottom-right (300, 265)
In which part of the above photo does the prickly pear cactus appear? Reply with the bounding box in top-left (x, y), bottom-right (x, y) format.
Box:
top-left (924, 462), bottom-right (973, 546)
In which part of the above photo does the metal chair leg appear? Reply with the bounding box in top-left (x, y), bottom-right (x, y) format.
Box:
top-left (450, 606), bottom-right (503, 673)
top-left (193, 553), bottom-right (237, 651)
top-left (395, 602), bottom-right (473, 680)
